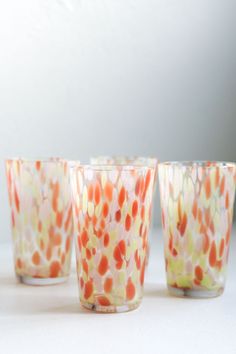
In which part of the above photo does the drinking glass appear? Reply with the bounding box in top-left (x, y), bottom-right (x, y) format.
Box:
top-left (159, 161), bottom-right (236, 298)
top-left (70, 163), bottom-right (155, 312)
top-left (5, 158), bottom-right (73, 285)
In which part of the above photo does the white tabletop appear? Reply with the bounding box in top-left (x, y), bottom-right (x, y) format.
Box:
top-left (0, 227), bottom-right (236, 354)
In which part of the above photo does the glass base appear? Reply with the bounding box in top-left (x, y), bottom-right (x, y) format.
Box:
top-left (168, 285), bottom-right (224, 298)
top-left (81, 299), bottom-right (141, 313)
top-left (17, 274), bottom-right (68, 286)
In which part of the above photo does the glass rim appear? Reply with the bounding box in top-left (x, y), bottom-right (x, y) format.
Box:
top-left (5, 157), bottom-right (69, 164)
top-left (91, 155), bottom-right (158, 162)
top-left (70, 162), bottom-right (155, 172)
top-left (159, 161), bottom-right (236, 169)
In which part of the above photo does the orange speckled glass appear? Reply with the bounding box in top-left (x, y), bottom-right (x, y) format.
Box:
top-left (159, 161), bottom-right (236, 298)
top-left (5, 158), bottom-right (73, 285)
top-left (70, 164), bottom-right (155, 312)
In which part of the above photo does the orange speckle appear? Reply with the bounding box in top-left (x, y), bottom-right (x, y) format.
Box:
top-left (77, 235), bottom-right (82, 251)
top-left (219, 238), bottom-right (225, 257)
top-left (16, 258), bottom-right (22, 269)
top-left (96, 229), bottom-right (103, 238)
top-left (97, 295), bottom-right (111, 307)
top-left (35, 161), bottom-right (41, 171)
top-left (104, 182), bottom-right (113, 201)
top-left (104, 233), bottom-right (109, 247)
top-left (85, 214), bottom-right (89, 229)
top-left (113, 246), bottom-right (122, 262)
top-left (86, 248), bottom-right (92, 260)
top-left (38, 221), bottom-right (42, 233)
top-left (118, 240), bottom-right (126, 256)
top-left (50, 261), bottom-right (61, 277)
top-left (192, 199), bottom-right (198, 219)
top-left (126, 278), bottom-right (136, 300)
top-left (64, 206), bottom-right (72, 232)
top-left (80, 277), bottom-right (84, 289)
top-left (209, 221), bottom-right (215, 235)
top-left (115, 210), bottom-right (121, 222)
top-left (61, 253), bottom-right (65, 265)
top-left (215, 167), bottom-right (220, 188)
top-left (56, 211), bottom-right (63, 228)
top-left (134, 250), bottom-right (141, 270)
top-left (179, 213), bottom-right (187, 236)
top-left (49, 225), bottom-right (54, 241)
top-left (204, 175), bottom-right (211, 199)
top-left (66, 236), bottom-right (71, 253)
top-left (40, 239), bottom-right (44, 251)
top-left (135, 178), bottom-right (140, 196)
top-left (53, 233), bottom-right (62, 246)
top-left (115, 260), bottom-right (123, 269)
top-left (203, 233), bottom-right (210, 254)
top-left (220, 176), bottom-right (225, 196)
top-left (118, 186), bottom-right (126, 208)
top-left (172, 248), bottom-right (178, 256)
top-left (82, 259), bottom-right (89, 275)
top-left (92, 215), bottom-right (97, 226)
top-left (209, 241), bottom-right (217, 267)
top-left (81, 230), bottom-right (89, 247)
top-left (226, 228), bottom-right (231, 244)
top-left (125, 214), bottom-right (131, 231)
top-left (216, 260), bottom-right (222, 270)
top-left (98, 255), bottom-right (109, 276)
top-left (195, 266), bottom-right (203, 281)
top-left (94, 182), bottom-right (101, 205)
top-left (88, 184), bottom-right (93, 201)
top-left (32, 251), bottom-right (40, 265)
top-left (100, 219), bottom-right (106, 230)
top-left (84, 280), bottom-right (93, 299)
top-left (52, 182), bottom-right (59, 212)
top-left (225, 191), bottom-right (229, 209)
top-left (14, 186), bottom-right (20, 213)
top-left (104, 277), bottom-right (113, 293)
top-left (132, 200), bottom-right (138, 218)
top-left (103, 202), bottom-right (109, 218)
top-left (140, 260), bottom-right (145, 285)
top-left (142, 169), bottom-right (151, 201)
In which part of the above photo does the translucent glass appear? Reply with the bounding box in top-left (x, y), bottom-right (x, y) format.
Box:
top-left (5, 158), bottom-right (73, 285)
top-left (159, 161), bottom-right (236, 298)
top-left (70, 164), bottom-right (155, 312)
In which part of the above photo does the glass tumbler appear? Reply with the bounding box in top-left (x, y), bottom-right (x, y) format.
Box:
top-left (70, 163), bottom-right (155, 312)
top-left (5, 158), bottom-right (73, 285)
top-left (159, 161), bottom-right (236, 298)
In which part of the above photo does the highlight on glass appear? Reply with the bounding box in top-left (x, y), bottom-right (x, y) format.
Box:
top-left (158, 161), bottom-right (236, 298)
top-left (5, 158), bottom-right (73, 285)
top-left (70, 163), bottom-right (155, 312)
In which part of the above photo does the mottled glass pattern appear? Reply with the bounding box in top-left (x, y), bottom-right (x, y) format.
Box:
top-left (159, 161), bottom-right (236, 298)
top-left (5, 158), bottom-right (73, 285)
top-left (71, 164), bottom-right (155, 312)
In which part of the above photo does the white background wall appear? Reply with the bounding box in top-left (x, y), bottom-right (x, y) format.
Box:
top-left (0, 0), bottom-right (235, 241)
